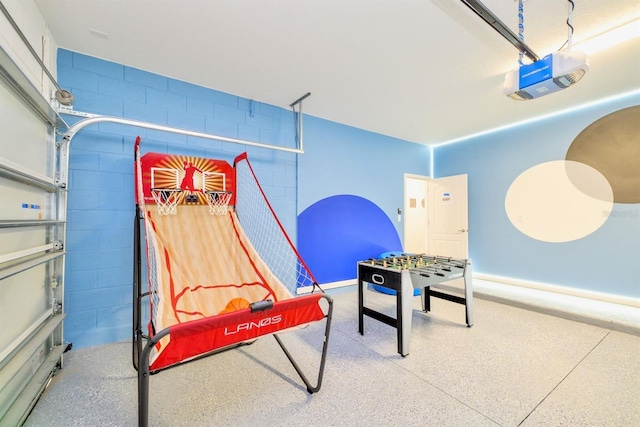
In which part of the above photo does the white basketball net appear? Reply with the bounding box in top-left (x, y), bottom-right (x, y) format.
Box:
top-left (206, 191), bottom-right (232, 216)
top-left (151, 189), bottom-right (182, 216)
top-left (234, 156), bottom-right (317, 294)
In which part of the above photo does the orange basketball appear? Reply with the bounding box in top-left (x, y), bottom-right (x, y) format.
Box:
top-left (219, 297), bottom-right (250, 314)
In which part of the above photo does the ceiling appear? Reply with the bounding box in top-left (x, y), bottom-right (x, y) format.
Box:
top-left (34, 0), bottom-right (640, 145)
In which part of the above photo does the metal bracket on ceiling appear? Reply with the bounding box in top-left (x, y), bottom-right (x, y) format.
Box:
top-left (290, 92), bottom-right (311, 152)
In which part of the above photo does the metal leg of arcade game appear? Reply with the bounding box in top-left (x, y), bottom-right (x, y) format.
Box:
top-left (273, 295), bottom-right (334, 393)
top-left (132, 207), bottom-right (143, 371)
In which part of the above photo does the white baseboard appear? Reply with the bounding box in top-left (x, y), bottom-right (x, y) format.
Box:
top-left (297, 279), bottom-right (356, 295)
top-left (474, 273), bottom-right (640, 308)
top-left (473, 274), bottom-right (640, 335)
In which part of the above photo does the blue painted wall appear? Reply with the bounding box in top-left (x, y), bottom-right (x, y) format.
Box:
top-left (434, 92), bottom-right (640, 299)
top-left (298, 116), bottom-right (431, 220)
top-left (297, 116), bottom-right (431, 284)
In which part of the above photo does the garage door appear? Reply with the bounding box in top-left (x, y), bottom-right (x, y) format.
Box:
top-left (0, 44), bottom-right (67, 425)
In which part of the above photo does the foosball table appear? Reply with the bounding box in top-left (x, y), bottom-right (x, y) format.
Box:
top-left (357, 253), bottom-right (473, 356)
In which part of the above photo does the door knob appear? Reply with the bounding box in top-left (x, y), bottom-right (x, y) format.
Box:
top-left (457, 228), bottom-right (468, 233)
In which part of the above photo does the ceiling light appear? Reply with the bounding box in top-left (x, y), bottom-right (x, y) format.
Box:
top-left (574, 19), bottom-right (640, 55)
top-left (89, 28), bottom-right (109, 39)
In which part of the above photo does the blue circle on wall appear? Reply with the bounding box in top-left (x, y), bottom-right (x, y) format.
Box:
top-left (298, 195), bottom-right (402, 284)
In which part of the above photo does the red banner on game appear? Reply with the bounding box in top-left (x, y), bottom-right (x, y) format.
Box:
top-left (149, 294), bottom-right (325, 371)
top-left (135, 151), bottom-right (235, 206)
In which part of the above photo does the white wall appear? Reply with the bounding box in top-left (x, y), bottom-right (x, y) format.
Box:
top-left (0, 0), bottom-right (58, 98)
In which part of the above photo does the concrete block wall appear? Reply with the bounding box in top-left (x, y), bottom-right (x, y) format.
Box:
top-left (58, 49), bottom-right (298, 348)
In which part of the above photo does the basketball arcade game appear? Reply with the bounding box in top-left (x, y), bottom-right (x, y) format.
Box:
top-left (133, 137), bottom-right (333, 426)
top-left (358, 253), bottom-right (473, 357)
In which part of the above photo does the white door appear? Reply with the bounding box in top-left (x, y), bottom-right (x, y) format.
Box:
top-left (428, 174), bottom-right (469, 259)
top-left (403, 175), bottom-right (429, 253)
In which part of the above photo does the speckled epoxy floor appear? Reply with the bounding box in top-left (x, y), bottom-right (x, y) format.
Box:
top-left (25, 287), bottom-right (640, 426)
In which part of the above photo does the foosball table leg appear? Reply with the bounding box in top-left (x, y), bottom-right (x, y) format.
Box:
top-left (420, 286), bottom-right (431, 313)
top-left (357, 275), bottom-right (364, 335)
top-left (398, 270), bottom-right (413, 356)
top-left (464, 261), bottom-right (473, 327)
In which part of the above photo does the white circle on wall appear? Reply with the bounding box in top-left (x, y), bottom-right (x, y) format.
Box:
top-left (505, 160), bottom-right (614, 242)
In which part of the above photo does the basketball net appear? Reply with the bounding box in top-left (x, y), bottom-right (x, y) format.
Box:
top-left (206, 191), bottom-right (232, 216)
top-left (234, 154), bottom-right (319, 294)
top-left (151, 189), bottom-right (182, 216)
